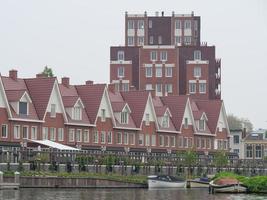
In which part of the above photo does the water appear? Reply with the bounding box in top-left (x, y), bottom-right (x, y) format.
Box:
top-left (0, 188), bottom-right (266, 200)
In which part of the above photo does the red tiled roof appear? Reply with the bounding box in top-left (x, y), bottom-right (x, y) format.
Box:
top-left (161, 95), bottom-right (188, 130)
top-left (194, 99), bottom-right (222, 133)
top-left (154, 106), bottom-right (168, 116)
top-left (111, 102), bottom-right (126, 112)
top-left (59, 84), bottom-right (78, 97)
top-left (193, 110), bottom-right (204, 120)
top-left (121, 91), bottom-right (149, 127)
top-left (24, 77), bottom-right (56, 120)
top-left (1, 76), bottom-right (27, 91)
top-left (5, 90), bottom-right (25, 102)
top-left (62, 96), bottom-right (79, 107)
top-left (75, 84), bottom-right (106, 124)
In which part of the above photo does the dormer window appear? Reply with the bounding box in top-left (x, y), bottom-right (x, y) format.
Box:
top-left (19, 102), bottom-right (28, 115)
top-left (101, 109), bottom-right (106, 122)
top-left (162, 115), bottom-right (169, 128)
top-left (184, 118), bottom-right (188, 129)
top-left (73, 106), bottom-right (82, 120)
top-left (199, 119), bottom-right (205, 131)
top-left (50, 104), bottom-right (56, 117)
top-left (145, 113), bottom-right (150, 126)
top-left (121, 111), bottom-right (128, 124)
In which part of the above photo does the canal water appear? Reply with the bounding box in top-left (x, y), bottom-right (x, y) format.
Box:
top-left (0, 188), bottom-right (266, 200)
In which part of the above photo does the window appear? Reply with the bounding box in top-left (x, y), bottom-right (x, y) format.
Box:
top-left (165, 136), bottom-right (170, 147)
top-left (233, 149), bottom-right (239, 154)
top-left (145, 134), bottom-right (150, 146)
top-left (184, 36), bottom-right (191, 45)
top-left (224, 140), bottom-right (228, 150)
top-left (145, 113), bottom-right (150, 126)
top-left (197, 138), bottom-right (201, 148)
top-left (156, 67), bottom-right (162, 77)
top-left (117, 66), bottom-right (125, 78)
top-left (149, 36), bottom-right (153, 44)
top-left (165, 84), bottom-right (173, 94)
top-left (150, 51), bottom-right (157, 61)
top-left (206, 138), bottom-right (211, 149)
top-left (194, 50), bottom-right (201, 60)
top-left (137, 37), bottom-right (144, 45)
top-left (121, 83), bottom-right (129, 92)
top-left (50, 104), bottom-right (56, 117)
top-left (68, 129), bottom-right (75, 142)
top-left (199, 83), bottom-right (206, 93)
top-left (159, 135), bottom-right (164, 146)
top-left (160, 51), bottom-right (167, 61)
top-left (151, 134), bottom-right (156, 146)
top-left (165, 67), bottom-right (172, 77)
top-left (128, 37), bottom-right (134, 46)
top-left (175, 20), bottom-right (181, 29)
top-left (246, 145), bottom-right (253, 158)
top-left (129, 133), bottom-right (135, 145)
top-left (201, 138), bottom-right (205, 148)
top-left (158, 36), bottom-right (162, 44)
top-left (193, 66), bottom-right (201, 77)
top-left (128, 20), bottom-right (134, 29)
top-left (149, 20), bottom-right (152, 28)
top-left (101, 109), bottom-right (106, 122)
top-left (92, 131), bottom-right (98, 143)
top-left (145, 84), bottom-right (153, 90)
top-left (146, 67), bottom-right (152, 77)
top-left (76, 129), bottom-right (82, 142)
top-left (188, 138), bottom-right (193, 148)
top-left (117, 132), bottom-right (122, 144)
top-left (178, 136), bottom-right (183, 147)
top-left (19, 102), bottom-right (27, 115)
top-left (101, 131), bottom-right (106, 144)
top-left (162, 115), bottom-right (169, 128)
top-left (175, 36), bottom-right (181, 44)
top-left (42, 127), bottom-right (48, 140)
top-left (117, 51), bottom-right (124, 61)
top-left (170, 136), bottom-right (175, 147)
top-left (199, 120), bottom-right (205, 131)
top-left (107, 131), bottom-right (112, 144)
top-left (1, 125), bottom-right (8, 138)
top-left (14, 125), bottom-right (20, 139)
top-left (255, 145), bottom-right (262, 158)
top-left (50, 127), bottom-right (56, 141)
top-left (58, 128), bottom-right (64, 141)
top-left (73, 106), bottom-right (82, 120)
top-left (31, 126), bottom-right (37, 140)
top-left (124, 132), bottom-right (129, 145)
top-left (138, 20), bottom-right (144, 29)
top-left (233, 135), bottom-right (240, 144)
top-left (189, 82), bottom-right (196, 93)
top-left (184, 118), bottom-right (188, 129)
top-left (184, 20), bottom-right (191, 29)
top-left (121, 111), bottom-right (128, 124)
top-left (183, 137), bottom-right (188, 148)
top-left (156, 84), bottom-right (162, 94)
top-left (138, 133), bottom-right (144, 145)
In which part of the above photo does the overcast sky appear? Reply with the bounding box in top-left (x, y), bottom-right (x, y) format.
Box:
top-left (0, 0), bottom-right (266, 129)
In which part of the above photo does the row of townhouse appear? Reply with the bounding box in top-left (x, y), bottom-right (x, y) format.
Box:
top-left (0, 70), bottom-right (230, 154)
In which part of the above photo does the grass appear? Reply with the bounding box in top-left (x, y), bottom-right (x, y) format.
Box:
top-left (213, 172), bottom-right (267, 193)
top-left (3, 171), bottom-right (148, 185)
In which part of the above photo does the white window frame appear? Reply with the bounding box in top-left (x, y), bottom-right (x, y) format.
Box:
top-left (165, 67), bottom-right (172, 77)
top-left (194, 50), bottom-right (201, 60)
top-left (199, 82), bottom-right (206, 94)
top-left (150, 51), bottom-right (157, 61)
top-left (184, 20), bottom-right (191, 29)
top-left (138, 133), bottom-right (144, 146)
top-left (193, 66), bottom-right (201, 77)
top-left (76, 129), bottom-right (82, 142)
top-left (159, 135), bottom-right (164, 147)
top-left (162, 115), bottom-right (169, 128)
top-left (117, 66), bottom-right (125, 78)
top-left (58, 128), bottom-right (64, 142)
top-left (160, 51), bottom-right (167, 61)
top-left (165, 84), bottom-right (173, 94)
top-left (31, 126), bottom-right (37, 140)
top-left (101, 131), bottom-right (106, 144)
top-left (138, 20), bottom-right (144, 29)
top-left (50, 104), bottom-right (56, 118)
top-left (117, 51), bottom-right (124, 61)
top-left (107, 131), bottom-right (112, 144)
top-left (171, 136), bottom-right (176, 147)
top-left (117, 132), bottom-right (122, 144)
top-left (138, 37), bottom-right (144, 46)
top-left (101, 109), bottom-right (106, 122)
top-left (21, 126), bottom-right (28, 139)
top-left (50, 127), bottom-right (56, 141)
top-left (124, 132), bottom-right (129, 145)
top-left (83, 130), bottom-right (89, 143)
top-left (151, 134), bottom-right (156, 146)
top-left (145, 113), bottom-right (150, 126)
top-left (145, 134), bottom-right (150, 146)
top-left (145, 67), bottom-right (152, 77)
top-left (121, 111), bottom-right (128, 124)
top-left (127, 20), bottom-right (134, 29)
top-left (175, 20), bottom-right (181, 29)
top-left (199, 120), bottom-right (205, 131)
top-left (93, 131), bottom-right (98, 143)
top-left (156, 67), bottom-right (162, 77)
top-left (145, 84), bottom-right (153, 91)
top-left (73, 106), bottom-right (82, 120)
top-left (189, 82), bottom-right (196, 94)
top-left (128, 36), bottom-right (134, 46)
top-left (42, 127), bottom-right (48, 140)
top-left (68, 129), bottom-right (75, 142)
top-left (1, 124), bottom-right (8, 138)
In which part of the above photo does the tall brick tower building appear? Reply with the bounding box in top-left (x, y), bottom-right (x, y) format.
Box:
top-left (110, 11), bottom-right (221, 100)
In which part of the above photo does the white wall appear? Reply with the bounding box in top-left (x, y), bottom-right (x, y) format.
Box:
top-left (142, 98), bottom-right (156, 122)
top-left (182, 101), bottom-right (194, 125)
top-left (97, 90), bottom-right (112, 118)
top-left (46, 82), bottom-right (64, 114)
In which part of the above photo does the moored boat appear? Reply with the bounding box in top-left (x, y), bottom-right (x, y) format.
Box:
top-left (147, 175), bottom-right (186, 188)
top-left (187, 177), bottom-right (209, 188)
top-left (209, 178), bottom-right (248, 193)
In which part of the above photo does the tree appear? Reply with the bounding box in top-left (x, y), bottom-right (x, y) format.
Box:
top-left (227, 114), bottom-right (253, 132)
top-left (41, 66), bottom-right (54, 77)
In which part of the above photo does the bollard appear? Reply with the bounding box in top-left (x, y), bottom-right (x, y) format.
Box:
top-left (14, 171), bottom-right (20, 184)
top-left (0, 171), bottom-right (3, 183)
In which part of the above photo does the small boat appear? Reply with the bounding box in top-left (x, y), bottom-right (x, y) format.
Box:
top-left (209, 178), bottom-right (248, 193)
top-left (187, 177), bottom-right (209, 188)
top-left (147, 175), bottom-right (186, 188)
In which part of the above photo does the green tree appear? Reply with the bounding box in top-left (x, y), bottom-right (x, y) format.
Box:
top-left (182, 149), bottom-right (197, 178)
top-left (214, 151), bottom-right (228, 171)
top-left (227, 114), bottom-right (253, 132)
top-left (42, 66), bottom-right (54, 77)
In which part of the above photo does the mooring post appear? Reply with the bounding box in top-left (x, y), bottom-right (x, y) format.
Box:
top-left (0, 171), bottom-right (3, 183)
top-left (14, 171), bottom-right (20, 184)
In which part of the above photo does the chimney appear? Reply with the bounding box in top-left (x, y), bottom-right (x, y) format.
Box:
top-left (85, 80), bottom-right (94, 85)
top-left (144, 11), bottom-right (147, 17)
top-left (36, 73), bottom-right (46, 78)
top-left (172, 11), bottom-right (175, 17)
top-left (161, 11), bottom-right (164, 16)
top-left (62, 77), bottom-right (70, 87)
top-left (191, 11), bottom-right (194, 16)
top-left (9, 70), bottom-right (17, 80)
top-left (108, 83), bottom-right (115, 93)
top-left (242, 128), bottom-right (247, 139)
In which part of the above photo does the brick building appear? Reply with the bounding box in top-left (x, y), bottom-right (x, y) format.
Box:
top-left (110, 12), bottom-right (221, 100)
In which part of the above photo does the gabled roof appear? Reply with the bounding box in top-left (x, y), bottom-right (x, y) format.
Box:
top-left (5, 90), bottom-right (25, 102)
top-left (161, 95), bottom-right (188, 130)
top-left (62, 96), bottom-right (79, 107)
top-left (111, 102), bottom-right (126, 112)
top-left (121, 91), bottom-right (149, 128)
top-left (24, 77), bottom-right (56, 120)
top-left (75, 84), bottom-right (106, 124)
top-left (193, 99), bottom-right (222, 134)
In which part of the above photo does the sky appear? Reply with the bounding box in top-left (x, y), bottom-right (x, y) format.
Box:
top-left (0, 0), bottom-right (266, 129)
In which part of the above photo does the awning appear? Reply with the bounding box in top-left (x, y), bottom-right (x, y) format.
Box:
top-left (27, 139), bottom-right (80, 151)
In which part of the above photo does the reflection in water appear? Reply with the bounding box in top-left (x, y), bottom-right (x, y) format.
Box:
top-left (0, 188), bottom-right (266, 200)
